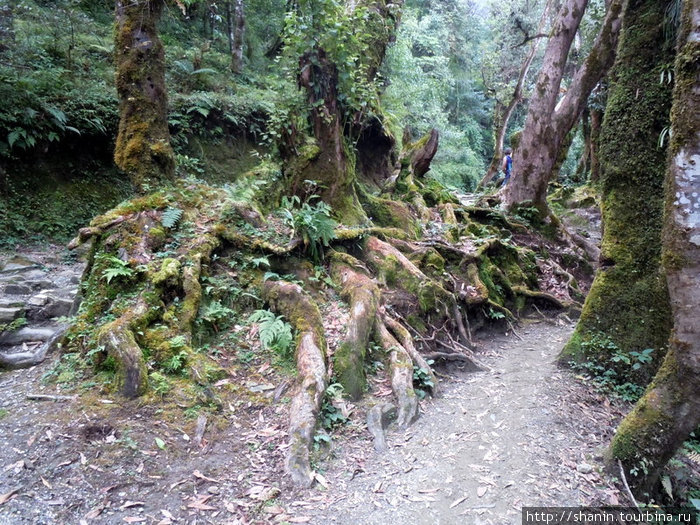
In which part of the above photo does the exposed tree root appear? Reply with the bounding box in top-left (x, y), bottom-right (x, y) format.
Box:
top-left (330, 253), bottom-right (380, 399)
top-left (0, 325), bottom-right (68, 370)
top-left (262, 280), bottom-right (328, 487)
top-left (374, 316), bottom-right (419, 428)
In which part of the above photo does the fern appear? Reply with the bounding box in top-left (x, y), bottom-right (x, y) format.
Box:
top-left (249, 309), bottom-right (294, 358)
top-left (161, 207), bottom-right (183, 229)
top-left (99, 255), bottom-right (134, 283)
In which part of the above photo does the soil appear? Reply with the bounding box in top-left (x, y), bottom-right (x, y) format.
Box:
top-left (0, 244), bottom-right (632, 525)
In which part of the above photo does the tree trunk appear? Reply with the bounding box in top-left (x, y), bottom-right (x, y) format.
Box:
top-left (589, 105), bottom-right (602, 182)
top-left (502, 0), bottom-right (624, 213)
top-left (574, 106), bottom-right (591, 182)
top-left (285, 0), bottom-right (404, 224)
top-left (231, 0), bottom-right (245, 74)
top-left (0, 0), bottom-right (14, 53)
top-left (560, 0), bottom-right (673, 379)
top-left (113, 0), bottom-right (175, 192)
top-left (608, 0), bottom-right (700, 495)
top-left (478, 0), bottom-right (552, 189)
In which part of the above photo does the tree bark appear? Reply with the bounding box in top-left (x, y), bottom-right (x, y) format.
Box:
top-left (560, 0), bottom-right (673, 378)
top-left (230, 0), bottom-right (245, 73)
top-left (478, 0), bottom-right (552, 189)
top-left (285, 0), bottom-right (403, 224)
top-left (502, 0), bottom-right (624, 213)
top-left (608, 0), bottom-right (700, 495)
top-left (114, 0), bottom-right (175, 192)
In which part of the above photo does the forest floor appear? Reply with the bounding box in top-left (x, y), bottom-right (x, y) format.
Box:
top-left (0, 244), bottom-right (633, 525)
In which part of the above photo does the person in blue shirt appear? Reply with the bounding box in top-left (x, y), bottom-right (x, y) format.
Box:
top-left (500, 147), bottom-right (513, 187)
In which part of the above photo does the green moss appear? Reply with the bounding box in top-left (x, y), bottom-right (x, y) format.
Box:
top-left (152, 258), bottom-right (181, 286)
top-left (564, 0), bottom-right (673, 373)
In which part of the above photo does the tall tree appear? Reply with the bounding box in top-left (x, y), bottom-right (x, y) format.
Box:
top-left (560, 0), bottom-right (673, 376)
top-left (502, 0), bottom-right (624, 213)
top-left (282, 0), bottom-right (403, 223)
top-left (478, 0), bottom-right (552, 189)
top-left (226, 0), bottom-right (245, 73)
top-left (113, 0), bottom-right (175, 192)
top-left (608, 0), bottom-right (700, 495)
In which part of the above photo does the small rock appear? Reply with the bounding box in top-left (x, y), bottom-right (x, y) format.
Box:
top-left (0, 256), bottom-right (41, 273)
top-left (0, 307), bottom-right (23, 323)
top-left (27, 295), bottom-right (49, 307)
top-left (25, 280), bottom-right (54, 291)
top-left (576, 463), bottom-right (593, 474)
top-left (4, 284), bottom-right (32, 295)
top-left (0, 326), bottom-right (57, 345)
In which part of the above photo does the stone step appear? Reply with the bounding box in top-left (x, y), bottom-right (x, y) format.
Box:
top-left (0, 326), bottom-right (58, 345)
top-left (0, 307), bottom-right (24, 323)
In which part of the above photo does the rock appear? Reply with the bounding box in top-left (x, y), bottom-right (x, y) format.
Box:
top-left (0, 307), bottom-right (23, 323)
top-left (0, 325), bottom-right (68, 369)
top-left (0, 256), bottom-right (41, 273)
top-left (0, 300), bottom-right (24, 308)
top-left (27, 294), bottom-right (49, 307)
top-left (576, 463), bottom-right (594, 474)
top-left (0, 326), bottom-right (57, 345)
top-left (25, 279), bottom-right (54, 291)
top-left (38, 297), bottom-right (75, 320)
top-left (367, 403), bottom-right (397, 453)
top-left (4, 283), bottom-right (32, 295)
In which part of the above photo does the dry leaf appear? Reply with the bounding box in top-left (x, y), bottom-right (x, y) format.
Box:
top-left (84, 505), bottom-right (105, 519)
top-left (288, 518), bottom-right (311, 523)
top-left (477, 486), bottom-right (488, 498)
top-left (313, 472), bottom-right (329, 489)
top-left (123, 518), bottom-right (146, 524)
top-left (0, 489), bottom-right (19, 505)
top-left (450, 496), bottom-right (468, 509)
top-left (160, 509), bottom-right (175, 520)
top-left (193, 470), bottom-right (220, 483)
top-left (187, 494), bottom-right (216, 511)
top-left (120, 501), bottom-right (145, 510)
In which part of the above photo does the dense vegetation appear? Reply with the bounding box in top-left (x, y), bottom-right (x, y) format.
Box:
top-left (0, 0), bottom-right (697, 511)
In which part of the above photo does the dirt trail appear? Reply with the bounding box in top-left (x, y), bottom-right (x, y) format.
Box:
top-left (302, 318), bottom-right (624, 525)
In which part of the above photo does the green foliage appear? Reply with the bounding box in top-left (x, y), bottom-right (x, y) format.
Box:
top-left (161, 207), bottom-right (184, 229)
top-left (319, 382), bottom-right (348, 430)
top-left (198, 300), bottom-right (236, 332)
top-left (412, 362), bottom-right (435, 400)
top-left (280, 197), bottom-right (337, 262)
top-left (249, 309), bottom-right (294, 359)
top-left (569, 334), bottom-right (655, 402)
top-left (0, 317), bottom-right (27, 333)
top-left (149, 371), bottom-right (172, 397)
top-left (98, 255), bottom-right (135, 284)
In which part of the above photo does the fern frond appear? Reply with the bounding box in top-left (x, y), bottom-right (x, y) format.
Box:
top-left (161, 207), bottom-right (183, 229)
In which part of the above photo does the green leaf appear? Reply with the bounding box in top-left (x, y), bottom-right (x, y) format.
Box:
top-left (161, 207), bottom-right (183, 229)
top-left (155, 437), bottom-right (166, 450)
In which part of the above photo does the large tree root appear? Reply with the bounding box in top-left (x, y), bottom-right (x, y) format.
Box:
top-left (330, 252), bottom-right (380, 399)
top-left (374, 315), bottom-right (419, 428)
top-left (262, 281), bottom-right (328, 487)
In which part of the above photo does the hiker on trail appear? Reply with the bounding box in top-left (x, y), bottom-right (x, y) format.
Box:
top-left (501, 147), bottom-right (513, 187)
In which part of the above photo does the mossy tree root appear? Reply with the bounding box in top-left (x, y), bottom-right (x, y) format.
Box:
top-left (374, 315), bottom-right (419, 428)
top-left (329, 253), bottom-right (380, 400)
top-left (382, 314), bottom-right (438, 397)
top-left (262, 280), bottom-right (328, 487)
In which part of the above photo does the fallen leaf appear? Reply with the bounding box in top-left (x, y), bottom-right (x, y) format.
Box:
top-left (120, 501), bottom-right (145, 510)
top-left (187, 494), bottom-right (216, 511)
top-left (193, 470), bottom-right (220, 483)
top-left (41, 477), bottom-right (53, 489)
top-left (0, 489), bottom-right (19, 505)
top-left (80, 453), bottom-right (87, 465)
top-left (288, 518), bottom-right (311, 523)
top-left (450, 496), bottom-right (468, 509)
top-left (123, 517), bottom-right (146, 523)
top-left (84, 505), bottom-right (105, 519)
top-left (154, 437), bottom-right (166, 450)
top-left (313, 472), bottom-right (329, 489)
top-left (160, 509), bottom-right (175, 519)
top-left (477, 486), bottom-right (488, 498)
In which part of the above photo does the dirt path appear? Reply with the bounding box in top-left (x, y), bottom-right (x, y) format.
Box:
top-left (300, 318), bottom-right (626, 525)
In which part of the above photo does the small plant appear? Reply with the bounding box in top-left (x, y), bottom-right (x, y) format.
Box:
top-left (280, 196), bottom-right (337, 262)
top-left (413, 362), bottom-right (435, 399)
top-left (149, 371), bottom-right (171, 397)
top-left (99, 254), bottom-right (135, 284)
top-left (249, 309), bottom-right (294, 359)
top-left (198, 300), bottom-right (235, 332)
top-left (162, 350), bottom-right (188, 375)
top-left (0, 317), bottom-right (27, 333)
top-left (161, 207), bottom-right (183, 229)
top-left (319, 383), bottom-right (348, 430)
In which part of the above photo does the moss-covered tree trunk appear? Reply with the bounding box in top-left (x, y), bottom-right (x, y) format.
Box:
top-left (608, 0), bottom-right (700, 495)
top-left (560, 0), bottom-right (673, 374)
top-left (284, 0), bottom-right (403, 224)
top-left (114, 0), bottom-right (175, 192)
top-left (502, 0), bottom-right (624, 214)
